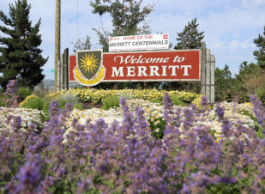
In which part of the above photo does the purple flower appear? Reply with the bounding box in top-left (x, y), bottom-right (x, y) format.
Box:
top-left (3, 79), bottom-right (19, 108)
top-left (15, 153), bottom-right (42, 193)
top-left (201, 96), bottom-right (208, 107)
top-left (222, 117), bottom-right (233, 138)
top-left (215, 103), bottom-right (225, 121)
top-left (76, 178), bottom-right (91, 194)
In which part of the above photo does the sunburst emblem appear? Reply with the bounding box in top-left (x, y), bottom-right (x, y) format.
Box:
top-left (80, 53), bottom-right (99, 73)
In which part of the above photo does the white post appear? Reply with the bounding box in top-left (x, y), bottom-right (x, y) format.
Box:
top-left (206, 48), bottom-right (211, 101)
top-left (60, 54), bottom-right (64, 91)
top-left (210, 55), bottom-right (215, 103)
top-left (201, 42), bottom-right (206, 96)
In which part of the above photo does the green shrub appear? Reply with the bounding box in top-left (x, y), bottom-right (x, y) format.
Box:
top-left (149, 98), bottom-right (163, 105)
top-left (116, 90), bottom-right (133, 100)
top-left (42, 100), bottom-right (51, 115)
top-left (19, 97), bottom-right (44, 110)
top-left (56, 98), bottom-right (68, 110)
top-left (171, 96), bottom-right (186, 106)
top-left (240, 109), bottom-right (264, 139)
top-left (256, 87), bottom-right (265, 104)
top-left (101, 96), bottom-right (120, 110)
top-left (56, 93), bottom-right (80, 104)
top-left (16, 87), bottom-right (32, 102)
top-left (149, 117), bottom-right (166, 140)
top-left (73, 102), bottom-right (83, 110)
top-left (0, 97), bottom-right (6, 107)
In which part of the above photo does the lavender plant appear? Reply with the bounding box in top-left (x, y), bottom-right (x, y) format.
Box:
top-left (2, 79), bottom-right (19, 108)
top-left (1, 79), bottom-right (265, 193)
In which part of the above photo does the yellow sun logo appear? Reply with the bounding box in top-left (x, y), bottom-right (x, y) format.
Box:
top-left (80, 53), bottom-right (99, 73)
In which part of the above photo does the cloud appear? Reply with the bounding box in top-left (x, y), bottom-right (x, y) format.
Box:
top-left (241, 0), bottom-right (265, 8)
top-left (228, 40), bottom-right (255, 51)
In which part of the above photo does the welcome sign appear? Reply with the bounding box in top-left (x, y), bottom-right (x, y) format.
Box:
top-left (69, 50), bottom-right (201, 86)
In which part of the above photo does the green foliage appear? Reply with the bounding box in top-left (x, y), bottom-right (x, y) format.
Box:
top-left (0, 96), bottom-right (6, 107)
top-left (54, 94), bottom-right (84, 111)
top-left (16, 87), bottom-right (32, 102)
top-left (162, 81), bottom-right (201, 94)
top-left (56, 92), bottom-right (80, 105)
top-left (215, 65), bottom-right (235, 101)
top-left (253, 26), bottom-right (265, 69)
top-left (0, 0), bottom-right (48, 90)
top-left (255, 86), bottom-right (265, 103)
top-left (234, 62), bottom-right (258, 91)
top-left (174, 18), bottom-right (204, 50)
top-left (56, 98), bottom-right (68, 110)
top-left (116, 90), bottom-right (133, 100)
top-left (171, 96), bottom-right (186, 106)
top-left (240, 109), bottom-right (264, 139)
top-left (73, 102), bottom-right (84, 110)
top-left (42, 99), bottom-right (50, 115)
top-left (40, 112), bottom-right (50, 122)
top-left (101, 96), bottom-right (120, 110)
top-left (148, 98), bottom-right (163, 105)
top-left (71, 35), bottom-right (92, 53)
top-left (149, 117), bottom-right (166, 140)
top-left (19, 96), bottom-right (44, 110)
top-left (90, 0), bottom-right (155, 43)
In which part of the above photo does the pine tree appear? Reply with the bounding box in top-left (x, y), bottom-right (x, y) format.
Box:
top-left (253, 26), bottom-right (265, 69)
top-left (0, 0), bottom-right (48, 90)
top-left (174, 18), bottom-right (204, 50)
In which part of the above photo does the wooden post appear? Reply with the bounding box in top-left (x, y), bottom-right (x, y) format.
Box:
top-left (57, 60), bottom-right (61, 92)
top-left (206, 48), bottom-right (211, 100)
top-left (64, 48), bottom-right (69, 90)
top-left (201, 41), bottom-right (206, 96)
top-left (210, 55), bottom-right (215, 103)
top-left (54, 0), bottom-right (61, 92)
top-left (60, 54), bottom-right (64, 90)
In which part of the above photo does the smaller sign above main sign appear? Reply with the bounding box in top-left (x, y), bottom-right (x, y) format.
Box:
top-left (109, 34), bottom-right (169, 52)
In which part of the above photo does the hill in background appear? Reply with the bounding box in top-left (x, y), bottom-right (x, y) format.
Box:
top-left (34, 79), bottom-right (82, 90)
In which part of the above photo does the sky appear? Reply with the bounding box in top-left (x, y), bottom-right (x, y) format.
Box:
top-left (0, 0), bottom-right (265, 80)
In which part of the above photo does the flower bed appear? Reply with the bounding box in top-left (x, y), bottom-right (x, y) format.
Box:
top-left (1, 80), bottom-right (265, 193)
top-left (46, 88), bottom-right (200, 104)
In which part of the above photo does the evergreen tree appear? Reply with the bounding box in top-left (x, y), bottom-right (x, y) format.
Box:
top-left (235, 61), bottom-right (258, 84)
top-left (253, 26), bottom-right (265, 69)
top-left (0, 0), bottom-right (48, 90)
top-left (174, 18), bottom-right (204, 50)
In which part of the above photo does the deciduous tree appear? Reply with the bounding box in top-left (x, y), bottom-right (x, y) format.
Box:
top-left (71, 35), bottom-right (92, 53)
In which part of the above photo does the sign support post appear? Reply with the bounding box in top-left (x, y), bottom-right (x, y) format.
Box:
top-left (201, 41), bottom-right (206, 96)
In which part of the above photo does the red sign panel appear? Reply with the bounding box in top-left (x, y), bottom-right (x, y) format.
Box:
top-left (69, 50), bottom-right (201, 82)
